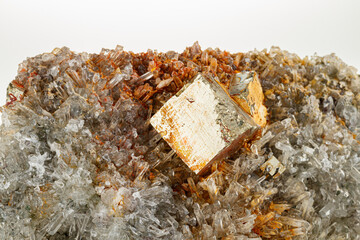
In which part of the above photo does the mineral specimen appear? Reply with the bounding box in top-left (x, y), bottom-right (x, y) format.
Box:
top-left (150, 73), bottom-right (259, 174)
top-left (0, 42), bottom-right (359, 240)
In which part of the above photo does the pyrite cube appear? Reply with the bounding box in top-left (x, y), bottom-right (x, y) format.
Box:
top-left (150, 74), bottom-right (259, 174)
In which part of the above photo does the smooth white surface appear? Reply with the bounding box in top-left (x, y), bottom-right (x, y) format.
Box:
top-left (150, 75), bottom-right (227, 173)
top-left (1, 0), bottom-right (359, 105)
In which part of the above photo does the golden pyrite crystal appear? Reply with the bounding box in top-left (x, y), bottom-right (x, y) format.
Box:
top-left (150, 74), bottom-right (260, 174)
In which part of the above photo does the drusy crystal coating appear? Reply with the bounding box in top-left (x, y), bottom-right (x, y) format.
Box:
top-left (0, 42), bottom-right (359, 239)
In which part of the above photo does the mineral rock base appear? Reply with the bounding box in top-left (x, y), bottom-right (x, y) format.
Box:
top-left (0, 43), bottom-right (359, 239)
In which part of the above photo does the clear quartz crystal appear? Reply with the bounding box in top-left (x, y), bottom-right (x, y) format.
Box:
top-left (0, 44), bottom-right (359, 240)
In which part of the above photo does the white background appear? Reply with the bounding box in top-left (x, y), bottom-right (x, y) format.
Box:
top-left (0, 0), bottom-right (359, 105)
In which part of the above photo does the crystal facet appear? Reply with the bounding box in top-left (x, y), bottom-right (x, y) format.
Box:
top-left (150, 74), bottom-right (259, 174)
top-left (228, 71), bottom-right (268, 127)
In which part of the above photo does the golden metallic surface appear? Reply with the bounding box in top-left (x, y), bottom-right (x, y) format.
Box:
top-left (150, 74), bottom-right (259, 174)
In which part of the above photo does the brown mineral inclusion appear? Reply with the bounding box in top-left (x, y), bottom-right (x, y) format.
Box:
top-left (150, 74), bottom-right (260, 174)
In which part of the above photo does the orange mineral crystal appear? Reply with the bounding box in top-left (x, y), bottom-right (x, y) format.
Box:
top-left (228, 71), bottom-right (268, 127)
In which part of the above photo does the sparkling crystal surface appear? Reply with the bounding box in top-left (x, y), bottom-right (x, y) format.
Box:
top-left (0, 43), bottom-right (359, 239)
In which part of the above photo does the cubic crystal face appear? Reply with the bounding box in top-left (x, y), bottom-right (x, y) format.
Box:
top-left (260, 156), bottom-right (285, 178)
top-left (150, 74), bottom-right (259, 174)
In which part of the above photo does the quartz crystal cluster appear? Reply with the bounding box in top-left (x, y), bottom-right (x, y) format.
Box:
top-left (0, 42), bottom-right (359, 239)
